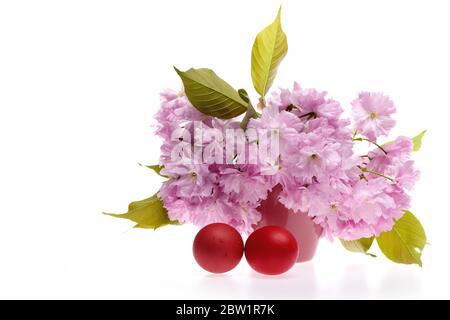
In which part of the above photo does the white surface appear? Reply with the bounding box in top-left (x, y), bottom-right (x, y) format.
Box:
top-left (0, 0), bottom-right (449, 299)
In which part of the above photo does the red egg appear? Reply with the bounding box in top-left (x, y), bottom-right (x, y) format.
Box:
top-left (193, 223), bottom-right (244, 273)
top-left (245, 226), bottom-right (299, 275)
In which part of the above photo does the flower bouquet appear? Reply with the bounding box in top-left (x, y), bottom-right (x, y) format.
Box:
top-left (106, 8), bottom-right (426, 272)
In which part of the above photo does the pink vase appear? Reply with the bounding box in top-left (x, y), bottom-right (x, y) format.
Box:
top-left (255, 185), bottom-right (322, 262)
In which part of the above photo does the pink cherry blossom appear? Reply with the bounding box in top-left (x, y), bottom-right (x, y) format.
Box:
top-left (219, 165), bottom-right (270, 205)
top-left (351, 92), bottom-right (396, 142)
top-left (154, 84), bottom-right (420, 239)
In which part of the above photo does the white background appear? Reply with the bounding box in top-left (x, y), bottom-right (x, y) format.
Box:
top-left (0, 0), bottom-right (449, 299)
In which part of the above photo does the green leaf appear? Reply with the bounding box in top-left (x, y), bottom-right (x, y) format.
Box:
top-left (174, 67), bottom-right (247, 119)
top-left (376, 210), bottom-right (427, 266)
top-left (340, 237), bottom-right (376, 257)
top-left (251, 7), bottom-right (288, 97)
top-left (238, 89), bottom-right (259, 130)
top-left (139, 163), bottom-right (167, 178)
top-left (382, 130), bottom-right (427, 150)
top-left (412, 130), bottom-right (426, 152)
top-left (104, 193), bottom-right (178, 229)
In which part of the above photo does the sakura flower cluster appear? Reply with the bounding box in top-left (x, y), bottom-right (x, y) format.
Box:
top-left (155, 84), bottom-right (419, 240)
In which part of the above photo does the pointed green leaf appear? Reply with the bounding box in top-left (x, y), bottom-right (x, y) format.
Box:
top-left (340, 237), bottom-right (376, 257)
top-left (382, 130), bottom-right (427, 150)
top-left (104, 193), bottom-right (178, 229)
top-left (251, 7), bottom-right (288, 97)
top-left (139, 163), bottom-right (167, 178)
top-left (174, 67), bottom-right (247, 119)
top-left (376, 210), bottom-right (426, 266)
top-left (412, 130), bottom-right (426, 152)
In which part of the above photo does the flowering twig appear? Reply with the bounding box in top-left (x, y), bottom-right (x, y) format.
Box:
top-left (353, 137), bottom-right (388, 155)
top-left (352, 129), bottom-right (358, 140)
top-left (286, 104), bottom-right (297, 112)
top-left (239, 89), bottom-right (259, 130)
top-left (357, 165), bottom-right (395, 182)
top-left (298, 111), bottom-right (317, 120)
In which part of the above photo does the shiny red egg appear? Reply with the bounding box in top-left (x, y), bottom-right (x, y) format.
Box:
top-left (245, 226), bottom-right (299, 275)
top-left (193, 223), bottom-right (244, 273)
